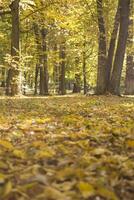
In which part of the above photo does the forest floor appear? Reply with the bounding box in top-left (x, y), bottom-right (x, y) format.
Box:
top-left (0, 95), bottom-right (133, 200)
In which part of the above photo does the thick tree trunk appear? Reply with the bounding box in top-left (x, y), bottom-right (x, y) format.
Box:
top-left (125, 0), bottom-right (134, 95)
top-left (109, 0), bottom-right (130, 95)
top-left (41, 28), bottom-right (49, 95)
top-left (106, 3), bottom-right (120, 90)
top-left (96, 0), bottom-right (107, 94)
top-left (6, 0), bottom-right (20, 96)
top-left (59, 43), bottom-right (66, 95)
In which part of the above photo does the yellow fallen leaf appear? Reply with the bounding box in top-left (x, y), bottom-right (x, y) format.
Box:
top-left (0, 173), bottom-right (6, 184)
top-left (126, 140), bottom-right (134, 148)
top-left (0, 140), bottom-right (14, 151)
top-left (13, 149), bottom-right (26, 159)
top-left (2, 181), bottom-right (12, 198)
top-left (36, 117), bottom-right (51, 124)
top-left (77, 140), bottom-right (90, 149)
top-left (32, 141), bottom-right (46, 148)
top-left (97, 187), bottom-right (119, 200)
top-left (0, 161), bottom-right (8, 169)
top-left (22, 182), bottom-right (37, 191)
top-left (43, 186), bottom-right (67, 200)
top-left (78, 182), bottom-right (95, 198)
top-left (55, 167), bottom-right (84, 181)
top-left (91, 148), bottom-right (108, 155)
top-left (35, 149), bottom-right (55, 159)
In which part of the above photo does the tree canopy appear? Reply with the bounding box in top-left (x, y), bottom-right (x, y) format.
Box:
top-left (0, 0), bottom-right (133, 96)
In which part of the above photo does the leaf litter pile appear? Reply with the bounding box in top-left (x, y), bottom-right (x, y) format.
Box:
top-left (0, 95), bottom-right (133, 200)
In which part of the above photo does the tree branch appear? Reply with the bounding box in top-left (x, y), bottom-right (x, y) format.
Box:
top-left (21, 1), bottom-right (59, 21)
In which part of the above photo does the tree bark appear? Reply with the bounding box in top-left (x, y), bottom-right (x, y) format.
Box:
top-left (83, 41), bottom-right (87, 95)
top-left (6, 69), bottom-right (12, 95)
top-left (34, 64), bottom-right (39, 95)
top-left (125, 0), bottom-right (134, 95)
top-left (40, 65), bottom-right (44, 95)
top-left (6, 0), bottom-right (20, 96)
top-left (33, 23), bottom-right (41, 95)
top-left (96, 0), bottom-right (107, 94)
top-left (53, 44), bottom-right (59, 93)
top-left (73, 73), bottom-right (81, 93)
top-left (109, 0), bottom-right (130, 95)
top-left (41, 28), bottom-right (49, 95)
top-left (106, 3), bottom-right (120, 91)
top-left (59, 43), bottom-right (66, 95)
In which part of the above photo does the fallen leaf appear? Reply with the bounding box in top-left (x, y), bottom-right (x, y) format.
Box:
top-left (77, 181), bottom-right (95, 198)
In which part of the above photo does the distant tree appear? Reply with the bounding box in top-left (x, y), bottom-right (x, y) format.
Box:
top-left (59, 42), bottom-right (66, 95)
top-left (73, 73), bottom-right (81, 93)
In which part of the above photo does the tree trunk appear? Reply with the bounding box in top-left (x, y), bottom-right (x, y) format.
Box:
top-left (59, 43), bottom-right (66, 95)
top-left (33, 23), bottom-right (41, 95)
top-left (41, 28), bottom-right (49, 95)
top-left (6, 69), bottom-right (12, 95)
top-left (125, 56), bottom-right (134, 95)
top-left (109, 0), bottom-right (130, 95)
top-left (6, 0), bottom-right (20, 96)
top-left (106, 3), bottom-right (120, 90)
top-left (40, 65), bottom-right (44, 95)
top-left (125, 0), bottom-right (134, 95)
top-left (34, 64), bottom-right (39, 95)
top-left (73, 74), bottom-right (81, 93)
top-left (53, 44), bottom-right (59, 93)
top-left (0, 67), bottom-right (5, 87)
top-left (96, 0), bottom-right (107, 94)
top-left (83, 41), bottom-right (87, 95)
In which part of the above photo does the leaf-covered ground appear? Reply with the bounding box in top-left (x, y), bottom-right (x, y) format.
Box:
top-left (0, 95), bottom-right (134, 200)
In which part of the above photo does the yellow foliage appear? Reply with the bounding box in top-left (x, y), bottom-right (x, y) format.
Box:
top-left (77, 182), bottom-right (95, 198)
top-left (13, 149), bottom-right (26, 159)
top-left (97, 187), bottom-right (119, 200)
top-left (35, 149), bottom-right (55, 159)
top-left (0, 140), bottom-right (14, 151)
top-left (126, 140), bottom-right (134, 148)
